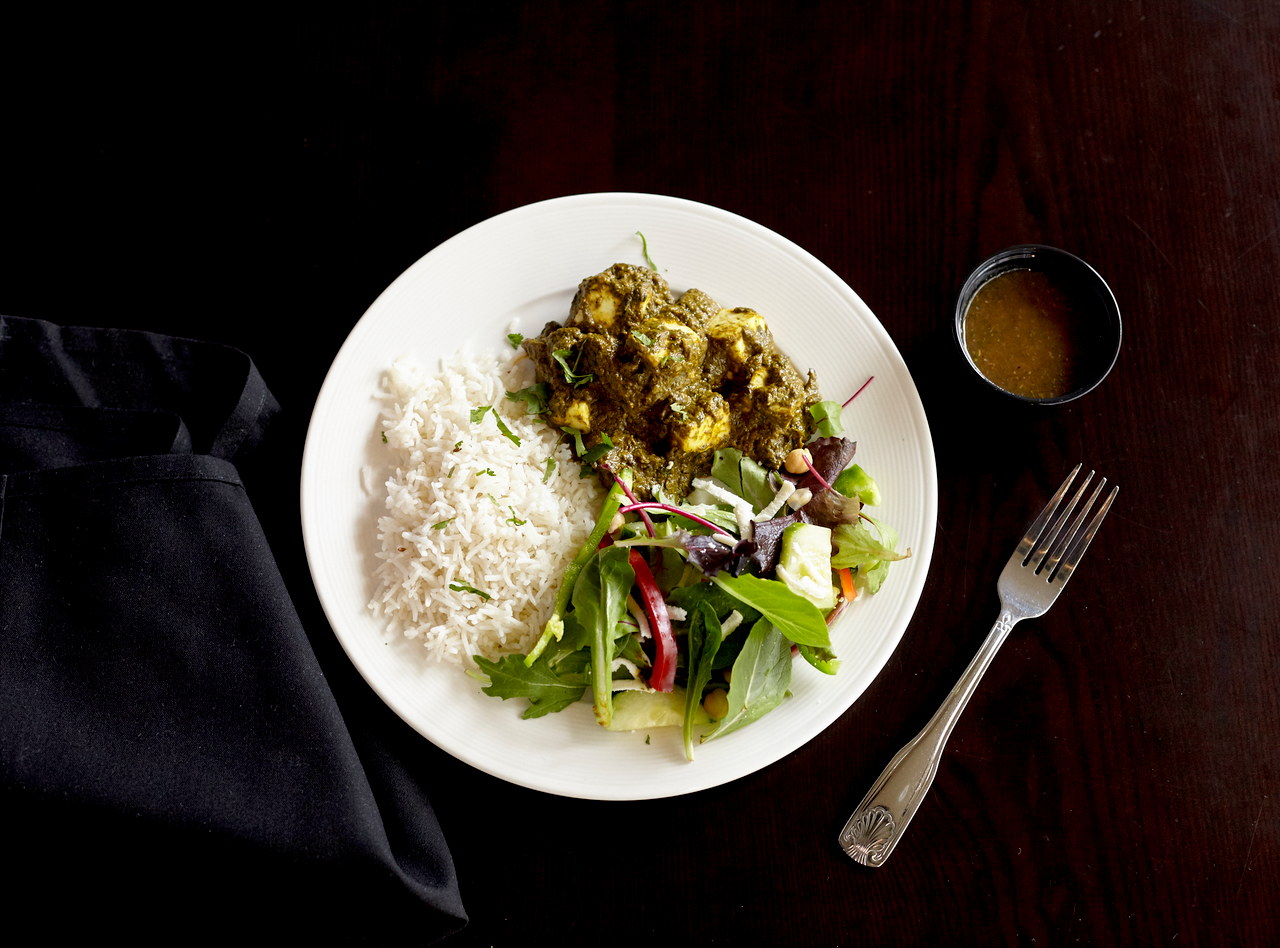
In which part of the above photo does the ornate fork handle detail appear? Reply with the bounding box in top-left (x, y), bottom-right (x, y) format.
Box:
top-left (839, 610), bottom-right (1017, 866)
top-left (839, 465), bottom-right (1117, 867)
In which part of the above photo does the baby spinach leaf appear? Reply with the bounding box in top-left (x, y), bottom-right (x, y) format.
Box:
top-left (711, 448), bottom-right (774, 513)
top-left (702, 619), bottom-right (792, 742)
top-left (683, 600), bottom-right (721, 761)
top-left (711, 572), bottom-right (831, 649)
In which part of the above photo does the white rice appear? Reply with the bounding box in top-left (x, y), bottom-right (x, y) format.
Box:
top-left (368, 347), bottom-right (604, 665)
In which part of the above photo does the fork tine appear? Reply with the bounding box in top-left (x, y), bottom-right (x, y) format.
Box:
top-left (1037, 470), bottom-right (1098, 573)
top-left (1014, 463), bottom-right (1082, 562)
top-left (1051, 482), bottom-right (1118, 585)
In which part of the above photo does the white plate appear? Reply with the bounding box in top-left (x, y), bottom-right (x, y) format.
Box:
top-left (301, 193), bottom-right (936, 800)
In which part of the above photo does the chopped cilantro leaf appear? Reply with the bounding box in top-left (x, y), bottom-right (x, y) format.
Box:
top-left (450, 582), bottom-right (492, 601)
top-left (552, 348), bottom-right (593, 387)
top-left (492, 411), bottom-right (521, 446)
top-left (506, 382), bottom-right (550, 415)
top-left (635, 230), bottom-right (659, 271)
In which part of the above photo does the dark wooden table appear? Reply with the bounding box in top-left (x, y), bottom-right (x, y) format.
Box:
top-left (4, 2), bottom-right (1276, 944)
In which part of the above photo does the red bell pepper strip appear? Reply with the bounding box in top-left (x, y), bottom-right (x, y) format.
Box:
top-left (628, 548), bottom-right (676, 692)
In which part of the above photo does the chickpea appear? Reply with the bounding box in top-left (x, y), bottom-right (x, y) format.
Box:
top-left (702, 688), bottom-right (729, 721)
top-left (784, 447), bottom-right (812, 474)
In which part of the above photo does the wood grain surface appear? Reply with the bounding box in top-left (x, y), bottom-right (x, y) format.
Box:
top-left (3, 1), bottom-right (1276, 944)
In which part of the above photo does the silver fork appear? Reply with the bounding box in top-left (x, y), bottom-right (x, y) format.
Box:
top-left (838, 464), bottom-right (1118, 867)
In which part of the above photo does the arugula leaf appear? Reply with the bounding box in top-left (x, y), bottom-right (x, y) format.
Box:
top-left (808, 400), bottom-right (846, 437)
top-left (552, 348), bottom-right (593, 387)
top-left (702, 619), bottom-right (792, 742)
top-left (525, 480), bottom-right (628, 665)
top-left (683, 600), bottom-right (721, 760)
top-left (573, 544), bottom-right (636, 728)
top-left (474, 653), bottom-right (585, 718)
top-left (711, 572), bottom-right (831, 648)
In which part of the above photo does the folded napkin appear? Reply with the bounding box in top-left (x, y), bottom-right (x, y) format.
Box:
top-left (0, 315), bottom-right (465, 939)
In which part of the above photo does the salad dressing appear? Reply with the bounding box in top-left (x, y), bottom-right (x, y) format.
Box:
top-left (963, 269), bottom-right (1088, 400)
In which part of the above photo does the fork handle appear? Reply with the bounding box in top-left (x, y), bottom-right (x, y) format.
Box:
top-left (838, 608), bottom-right (1019, 866)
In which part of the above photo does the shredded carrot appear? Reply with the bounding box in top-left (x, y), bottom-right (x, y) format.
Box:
top-left (838, 567), bottom-right (857, 602)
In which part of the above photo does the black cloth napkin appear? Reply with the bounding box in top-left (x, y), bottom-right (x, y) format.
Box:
top-left (0, 315), bottom-right (465, 940)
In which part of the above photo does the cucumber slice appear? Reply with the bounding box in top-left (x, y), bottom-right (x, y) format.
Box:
top-left (774, 522), bottom-right (837, 612)
top-left (606, 688), bottom-right (712, 731)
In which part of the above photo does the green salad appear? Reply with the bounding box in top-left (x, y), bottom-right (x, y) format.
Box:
top-left (472, 401), bottom-right (908, 761)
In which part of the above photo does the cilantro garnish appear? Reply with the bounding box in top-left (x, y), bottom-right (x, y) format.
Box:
top-left (551, 349), bottom-right (593, 388)
top-left (635, 230), bottom-right (659, 271)
top-left (450, 582), bottom-right (492, 601)
top-left (506, 382), bottom-right (550, 415)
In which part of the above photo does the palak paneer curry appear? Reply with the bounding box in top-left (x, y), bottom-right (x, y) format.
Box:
top-left (522, 263), bottom-right (820, 499)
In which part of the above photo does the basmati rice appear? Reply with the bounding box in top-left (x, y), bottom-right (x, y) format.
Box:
top-left (368, 347), bottom-right (604, 664)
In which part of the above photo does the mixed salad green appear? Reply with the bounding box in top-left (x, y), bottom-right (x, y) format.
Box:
top-left (472, 394), bottom-right (909, 760)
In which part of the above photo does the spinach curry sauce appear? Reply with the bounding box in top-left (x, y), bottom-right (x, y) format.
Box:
top-left (523, 263), bottom-right (820, 499)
